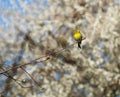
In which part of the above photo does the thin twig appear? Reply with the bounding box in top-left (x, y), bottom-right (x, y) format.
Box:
top-left (0, 42), bottom-right (79, 74)
top-left (0, 67), bottom-right (32, 88)
top-left (0, 56), bottom-right (50, 74)
top-left (20, 67), bottom-right (41, 87)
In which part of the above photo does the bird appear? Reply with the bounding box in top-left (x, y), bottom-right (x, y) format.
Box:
top-left (73, 29), bottom-right (84, 48)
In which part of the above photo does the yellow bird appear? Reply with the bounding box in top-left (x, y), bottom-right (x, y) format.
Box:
top-left (73, 29), bottom-right (83, 48)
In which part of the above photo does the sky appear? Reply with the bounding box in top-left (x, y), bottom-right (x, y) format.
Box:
top-left (0, 0), bottom-right (30, 26)
top-left (0, 0), bottom-right (119, 27)
top-left (0, 0), bottom-right (48, 27)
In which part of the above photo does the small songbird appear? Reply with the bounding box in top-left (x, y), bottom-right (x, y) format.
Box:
top-left (73, 29), bottom-right (85, 48)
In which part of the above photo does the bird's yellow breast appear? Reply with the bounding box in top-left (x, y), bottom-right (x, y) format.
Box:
top-left (73, 30), bottom-right (82, 41)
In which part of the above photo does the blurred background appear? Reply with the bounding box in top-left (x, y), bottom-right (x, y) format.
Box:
top-left (0, 0), bottom-right (120, 97)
